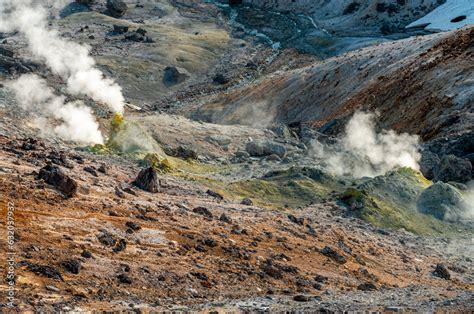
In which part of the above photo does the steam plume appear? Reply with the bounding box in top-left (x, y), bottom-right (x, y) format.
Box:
top-left (0, 0), bottom-right (125, 113)
top-left (9, 74), bottom-right (103, 144)
top-left (311, 111), bottom-right (421, 177)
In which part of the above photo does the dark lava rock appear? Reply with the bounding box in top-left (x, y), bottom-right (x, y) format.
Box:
top-left (27, 263), bottom-right (63, 280)
top-left (81, 250), bottom-right (92, 258)
top-left (262, 264), bottom-right (283, 279)
top-left (83, 166), bottom-right (97, 177)
top-left (314, 274), bottom-right (328, 283)
top-left (136, 28), bottom-right (147, 36)
top-left (125, 221), bottom-right (141, 231)
top-left (357, 282), bottom-right (377, 291)
top-left (420, 150), bottom-right (440, 180)
top-left (229, 0), bottom-right (243, 6)
top-left (61, 259), bottom-right (81, 274)
top-left (241, 198), bottom-right (253, 206)
top-left (219, 213), bottom-right (232, 223)
top-left (163, 66), bottom-right (189, 86)
top-left (97, 231), bottom-right (116, 247)
top-left (190, 271), bottom-right (208, 281)
top-left (434, 154), bottom-right (472, 183)
top-left (433, 264), bottom-right (451, 280)
top-left (288, 214), bottom-right (304, 225)
top-left (106, 0), bottom-right (127, 18)
top-left (0, 46), bottom-right (14, 58)
top-left (206, 189), bottom-right (224, 201)
top-left (164, 145), bottom-right (198, 160)
top-left (320, 246), bottom-right (347, 264)
top-left (293, 295), bottom-right (313, 302)
top-left (38, 165), bottom-right (78, 198)
top-left (113, 239), bottom-right (127, 253)
top-left (113, 24), bottom-right (129, 34)
top-left (193, 206), bottom-right (213, 218)
top-left (213, 73), bottom-right (229, 84)
top-left (133, 167), bottom-right (160, 193)
top-left (117, 273), bottom-right (132, 284)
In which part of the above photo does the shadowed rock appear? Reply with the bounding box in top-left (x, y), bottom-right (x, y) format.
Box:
top-left (433, 264), bottom-right (450, 280)
top-left (434, 154), bottom-right (472, 183)
top-left (38, 165), bottom-right (78, 198)
top-left (133, 167), bottom-right (160, 193)
top-left (106, 0), bottom-right (127, 18)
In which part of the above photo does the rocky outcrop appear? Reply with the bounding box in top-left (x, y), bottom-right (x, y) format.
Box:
top-left (245, 140), bottom-right (287, 158)
top-left (163, 66), bottom-right (190, 86)
top-left (106, 0), bottom-right (128, 18)
top-left (434, 154), bottom-right (472, 183)
top-left (417, 182), bottom-right (466, 222)
top-left (38, 165), bottom-right (78, 198)
top-left (133, 167), bottom-right (160, 193)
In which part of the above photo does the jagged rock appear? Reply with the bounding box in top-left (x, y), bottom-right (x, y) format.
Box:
top-left (133, 167), bottom-right (160, 193)
top-left (288, 214), bottom-right (304, 225)
top-left (417, 182), bottom-right (465, 222)
top-left (163, 66), bottom-right (190, 86)
top-left (434, 154), bottom-right (472, 183)
top-left (113, 24), bottom-right (129, 34)
top-left (193, 206), bottom-right (213, 218)
top-left (241, 198), bottom-right (253, 206)
top-left (320, 246), bottom-right (347, 264)
top-left (113, 239), bottom-right (127, 252)
top-left (245, 140), bottom-right (287, 158)
top-left (219, 213), bottom-right (232, 223)
top-left (81, 250), bottom-right (92, 258)
top-left (61, 259), bottom-right (81, 274)
top-left (206, 189), bottom-right (224, 201)
top-left (433, 264), bottom-right (450, 280)
top-left (117, 273), bottom-right (132, 284)
top-left (38, 165), bottom-right (78, 198)
top-left (125, 221), bottom-right (141, 231)
top-left (27, 263), bottom-right (63, 280)
top-left (106, 0), bottom-right (128, 18)
top-left (419, 150), bottom-right (440, 180)
top-left (293, 295), bottom-right (311, 302)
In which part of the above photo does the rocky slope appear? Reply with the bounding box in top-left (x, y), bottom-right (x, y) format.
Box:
top-left (0, 0), bottom-right (473, 311)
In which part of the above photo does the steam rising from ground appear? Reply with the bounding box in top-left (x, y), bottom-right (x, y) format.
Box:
top-left (311, 111), bottom-right (421, 178)
top-left (9, 75), bottom-right (103, 144)
top-left (0, 0), bottom-right (125, 113)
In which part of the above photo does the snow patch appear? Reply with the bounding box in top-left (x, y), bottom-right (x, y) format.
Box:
top-left (407, 0), bottom-right (474, 32)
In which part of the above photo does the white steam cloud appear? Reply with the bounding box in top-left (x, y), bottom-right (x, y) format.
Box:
top-left (311, 111), bottom-right (421, 178)
top-left (9, 75), bottom-right (103, 144)
top-left (0, 0), bottom-right (125, 113)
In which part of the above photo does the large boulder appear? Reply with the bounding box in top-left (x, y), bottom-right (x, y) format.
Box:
top-left (245, 140), bottom-right (287, 158)
top-left (417, 182), bottom-right (465, 222)
top-left (106, 0), bottom-right (128, 18)
top-left (419, 150), bottom-right (440, 180)
top-left (162, 66), bottom-right (189, 86)
top-left (433, 154), bottom-right (472, 183)
top-left (39, 165), bottom-right (78, 198)
top-left (133, 167), bottom-right (160, 193)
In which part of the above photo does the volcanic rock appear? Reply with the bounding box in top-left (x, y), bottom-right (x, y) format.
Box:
top-left (219, 213), bottom-right (232, 223)
top-left (193, 206), bottom-right (213, 218)
top-left (163, 66), bottom-right (190, 86)
top-left (206, 189), bottom-right (224, 201)
top-left (434, 154), bottom-right (472, 183)
top-left (320, 246), bottom-right (347, 264)
top-left (433, 264), bottom-right (451, 280)
top-left (293, 294), bottom-right (311, 302)
top-left (241, 198), bottom-right (253, 206)
top-left (117, 273), bottom-right (132, 284)
top-left (27, 263), bottom-right (63, 280)
top-left (133, 167), bottom-right (160, 193)
top-left (38, 165), bottom-right (78, 198)
top-left (357, 282), bottom-right (377, 291)
top-left (164, 145), bottom-right (198, 160)
top-left (417, 182), bottom-right (465, 222)
top-left (61, 259), bottom-right (81, 274)
top-left (113, 24), bottom-right (129, 34)
top-left (420, 150), bottom-right (440, 180)
top-left (76, 0), bottom-right (95, 6)
top-left (106, 0), bottom-right (127, 18)
top-left (245, 140), bottom-right (287, 158)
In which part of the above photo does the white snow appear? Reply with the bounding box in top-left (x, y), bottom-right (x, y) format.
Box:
top-left (407, 0), bottom-right (474, 32)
